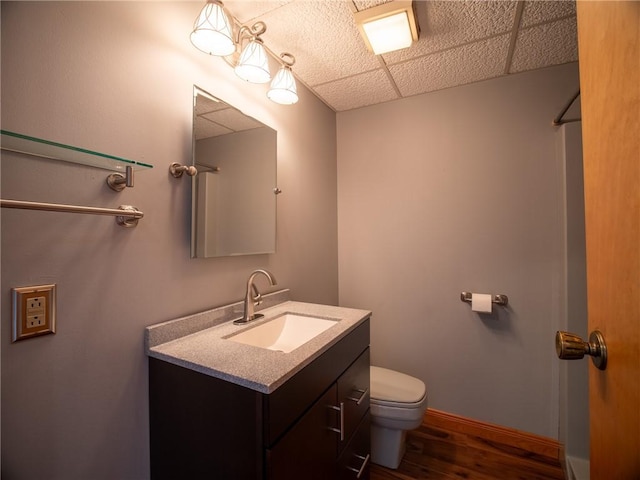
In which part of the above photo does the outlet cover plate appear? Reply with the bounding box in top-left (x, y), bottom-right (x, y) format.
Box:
top-left (12, 284), bottom-right (56, 342)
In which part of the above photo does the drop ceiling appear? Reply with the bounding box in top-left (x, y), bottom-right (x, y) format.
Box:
top-left (219, 0), bottom-right (578, 112)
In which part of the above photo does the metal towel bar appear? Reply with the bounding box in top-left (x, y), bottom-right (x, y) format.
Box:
top-left (1, 199), bottom-right (143, 227)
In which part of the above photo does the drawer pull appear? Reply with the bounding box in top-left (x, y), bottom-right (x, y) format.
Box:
top-left (346, 453), bottom-right (370, 478)
top-left (347, 387), bottom-right (369, 405)
top-left (327, 402), bottom-right (345, 441)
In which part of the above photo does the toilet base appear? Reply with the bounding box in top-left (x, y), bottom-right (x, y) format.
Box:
top-left (370, 424), bottom-right (407, 469)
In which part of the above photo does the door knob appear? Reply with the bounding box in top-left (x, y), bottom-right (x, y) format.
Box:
top-left (555, 330), bottom-right (607, 370)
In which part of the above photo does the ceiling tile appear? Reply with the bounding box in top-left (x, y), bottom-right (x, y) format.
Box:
top-left (254, 1), bottom-right (381, 86)
top-left (352, 0), bottom-right (393, 10)
top-left (202, 108), bottom-right (264, 131)
top-left (510, 17), bottom-right (578, 73)
top-left (389, 34), bottom-right (511, 97)
top-left (383, 1), bottom-right (516, 64)
top-left (314, 68), bottom-right (400, 111)
top-left (224, 1), bottom-right (294, 24)
top-left (520, 0), bottom-right (576, 28)
top-left (195, 95), bottom-right (228, 116)
top-left (195, 119), bottom-right (233, 140)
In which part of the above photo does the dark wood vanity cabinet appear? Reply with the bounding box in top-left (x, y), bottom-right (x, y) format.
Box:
top-left (267, 349), bottom-right (371, 479)
top-left (149, 318), bottom-right (370, 480)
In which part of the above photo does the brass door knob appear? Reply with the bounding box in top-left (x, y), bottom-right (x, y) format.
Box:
top-left (555, 330), bottom-right (607, 370)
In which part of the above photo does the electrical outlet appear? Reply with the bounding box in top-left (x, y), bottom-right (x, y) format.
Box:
top-left (12, 284), bottom-right (56, 342)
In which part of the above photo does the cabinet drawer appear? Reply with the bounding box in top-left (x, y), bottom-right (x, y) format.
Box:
top-left (337, 412), bottom-right (371, 480)
top-left (337, 348), bottom-right (370, 450)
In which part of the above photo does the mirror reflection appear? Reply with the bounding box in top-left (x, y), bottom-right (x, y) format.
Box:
top-left (192, 86), bottom-right (277, 258)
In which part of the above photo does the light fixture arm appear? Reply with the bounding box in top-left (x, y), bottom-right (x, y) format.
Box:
top-left (278, 52), bottom-right (296, 67)
top-left (237, 21), bottom-right (267, 43)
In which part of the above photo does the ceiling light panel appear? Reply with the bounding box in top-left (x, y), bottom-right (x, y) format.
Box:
top-left (354, 1), bottom-right (419, 55)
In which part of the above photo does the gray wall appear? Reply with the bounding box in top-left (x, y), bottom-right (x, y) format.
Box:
top-left (1, 2), bottom-right (338, 479)
top-left (337, 63), bottom-right (580, 438)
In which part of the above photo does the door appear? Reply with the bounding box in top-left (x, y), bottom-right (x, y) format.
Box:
top-left (576, 2), bottom-right (639, 478)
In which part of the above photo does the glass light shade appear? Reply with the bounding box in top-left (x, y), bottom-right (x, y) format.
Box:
top-left (362, 11), bottom-right (413, 55)
top-left (267, 66), bottom-right (298, 105)
top-left (235, 40), bottom-right (271, 84)
top-left (190, 1), bottom-right (236, 57)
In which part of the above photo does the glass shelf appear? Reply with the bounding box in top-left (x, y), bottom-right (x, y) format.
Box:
top-left (0, 130), bottom-right (153, 172)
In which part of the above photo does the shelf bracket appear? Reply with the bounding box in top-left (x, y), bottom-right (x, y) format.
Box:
top-left (106, 165), bottom-right (134, 192)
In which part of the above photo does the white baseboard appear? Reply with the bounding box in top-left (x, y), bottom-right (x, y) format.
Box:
top-left (566, 455), bottom-right (590, 480)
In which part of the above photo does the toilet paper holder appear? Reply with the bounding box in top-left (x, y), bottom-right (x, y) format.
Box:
top-left (460, 292), bottom-right (509, 306)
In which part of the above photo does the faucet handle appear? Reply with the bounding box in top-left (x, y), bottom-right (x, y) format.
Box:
top-left (251, 284), bottom-right (263, 306)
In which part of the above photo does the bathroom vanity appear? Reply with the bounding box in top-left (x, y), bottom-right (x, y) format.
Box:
top-left (146, 294), bottom-right (371, 479)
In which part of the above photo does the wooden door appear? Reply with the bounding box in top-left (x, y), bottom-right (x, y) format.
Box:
top-left (576, 2), bottom-right (639, 478)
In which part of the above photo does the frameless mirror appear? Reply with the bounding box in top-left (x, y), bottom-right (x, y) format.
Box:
top-left (191, 86), bottom-right (277, 258)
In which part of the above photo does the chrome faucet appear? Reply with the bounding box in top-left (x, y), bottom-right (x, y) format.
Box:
top-left (234, 269), bottom-right (277, 324)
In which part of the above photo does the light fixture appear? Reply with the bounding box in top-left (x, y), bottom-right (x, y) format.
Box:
top-left (190, 0), bottom-right (235, 57)
top-left (354, 0), bottom-right (419, 55)
top-left (268, 53), bottom-right (298, 105)
top-left (190, 1), bottom-right (299, 105)
top-left (234, 22), bottom-right (271, 84)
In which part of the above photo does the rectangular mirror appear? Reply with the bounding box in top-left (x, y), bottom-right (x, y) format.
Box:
top-left (191, 86), bottom-right (277, 258)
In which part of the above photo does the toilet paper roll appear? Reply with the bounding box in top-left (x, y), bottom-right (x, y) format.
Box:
top-left (471, 293), bottom-right (493, 313)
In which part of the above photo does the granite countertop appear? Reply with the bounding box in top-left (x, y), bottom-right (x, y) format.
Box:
top-left (145, 290), bottom-right (371, 394)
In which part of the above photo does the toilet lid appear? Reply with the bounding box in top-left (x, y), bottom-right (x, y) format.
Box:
top-left (370, 366), bottom-right (426, 404)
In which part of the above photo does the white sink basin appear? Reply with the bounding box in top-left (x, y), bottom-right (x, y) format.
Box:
top-left (226, 313), bottom-right (339, 353)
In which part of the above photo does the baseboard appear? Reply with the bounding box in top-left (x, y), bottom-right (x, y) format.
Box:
top-left (566, 455), bottom-right (590, 480)
top-left (425, 408), bottom-right (563, 464)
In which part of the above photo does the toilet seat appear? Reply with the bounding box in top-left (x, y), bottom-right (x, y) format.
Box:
top-left (371, 396), bottom-right (427, 409)
top-left (370, 366), bottom-right (426, 405)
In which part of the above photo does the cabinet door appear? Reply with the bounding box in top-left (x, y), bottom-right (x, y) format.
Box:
top-left (149, 358), bottom-right (263, 479)
top-left (267, 385), bottom-right (338, 480)
top-left (337, 348), bottom-right (370, 452)
top-left (337, 413), bottom-right (371, 480)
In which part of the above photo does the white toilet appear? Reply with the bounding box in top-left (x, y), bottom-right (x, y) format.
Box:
top-left (369, 366), bottom-right (428, 469)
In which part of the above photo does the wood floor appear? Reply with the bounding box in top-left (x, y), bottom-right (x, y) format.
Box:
top-left (370, 409), bottom-right (566, 480)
